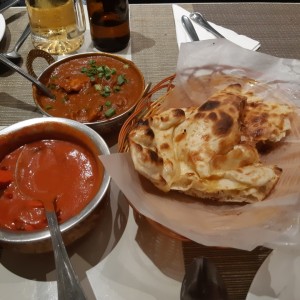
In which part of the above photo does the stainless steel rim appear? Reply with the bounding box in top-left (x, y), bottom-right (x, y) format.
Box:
top-left (0, 117), bottom-right (111, 244)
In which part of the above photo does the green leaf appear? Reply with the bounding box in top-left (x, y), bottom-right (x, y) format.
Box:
top-left (94, 84), bottom-right (102, 91)
top-left (117, 74), bottom-right (127, 85)
top-left (104, 107), bottom-right (116, 118)
top-left (105, 101), bottom-right (112, 107)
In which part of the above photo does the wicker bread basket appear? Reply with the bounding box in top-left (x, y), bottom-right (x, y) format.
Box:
top-left (118, 74), bottom-right (272, 300)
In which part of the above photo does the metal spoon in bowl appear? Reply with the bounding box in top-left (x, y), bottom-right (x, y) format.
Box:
top-left (0, 53), bottom-right (55, 99)
top-left (2, 23), bottom-right (31, 61)
top-left (15, 145), bottom-right (87, 300)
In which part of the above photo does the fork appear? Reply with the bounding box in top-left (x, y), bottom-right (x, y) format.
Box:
top-left (189, 12), bottom-right (225, 39)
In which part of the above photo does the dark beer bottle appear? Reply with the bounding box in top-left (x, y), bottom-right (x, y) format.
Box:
top-left (86, 0), bottom-right (130, 52)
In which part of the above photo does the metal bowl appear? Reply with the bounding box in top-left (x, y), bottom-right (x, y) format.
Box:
top-left (0, 117), bottom-right (111, 252)
top-left (29, 51), bottom-right (145, 134)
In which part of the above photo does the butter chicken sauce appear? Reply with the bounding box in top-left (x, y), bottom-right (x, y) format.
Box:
top-left (37, 56), bottom-right (143, 122)
top-left (0, 140), bottom-right (101, 231)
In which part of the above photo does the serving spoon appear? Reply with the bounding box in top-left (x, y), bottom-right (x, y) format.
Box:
top-left (0, 53), bottom-right (55, 98)
top-left (15, 145), bottom-right (87, 300)
top-left (2, 23), bottom-right (31, 61)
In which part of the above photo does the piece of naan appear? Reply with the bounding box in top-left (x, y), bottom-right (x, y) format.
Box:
top-left (243, 100), bottom-right (292, 144)
top-left (128, 85), bottom-right (287, 203)
top-left (218, 84), bottom-right (293, 144)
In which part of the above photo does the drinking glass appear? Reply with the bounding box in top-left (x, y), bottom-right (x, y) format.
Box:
top-left (25, 0), bottom-right (86, 55)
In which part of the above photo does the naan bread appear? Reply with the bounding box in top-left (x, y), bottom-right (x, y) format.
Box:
top-left (243, 100), bottom-right (292, 143)
top-left (128, 84), bottom-right (290, 203)
top-left (218, 84), bottom-right (293, 144)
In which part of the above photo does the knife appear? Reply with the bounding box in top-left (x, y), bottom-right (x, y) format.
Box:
top-left (0, 0), bottom-right (20, 14)
top-left (181, 15), bottom-right (199, 41)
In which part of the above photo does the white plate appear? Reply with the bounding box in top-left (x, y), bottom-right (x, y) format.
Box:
top-left (246, 248), bottom-right (300, 300)
top-left (0, 14), bottom-right (6, 42)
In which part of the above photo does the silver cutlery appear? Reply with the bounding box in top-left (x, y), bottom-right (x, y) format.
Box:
top-left (181, 15), bottom-right (199, 42)
top-left (47, 208), bottom-right (87, 300)
top-left (0, 0), bottom-right (20, 14)
top-left (189, 12), bottom-right (225, 39)
top-left (16, 146), bottom-right (87, 300)
top-left (0, 53), bottom-right (55, 99)
top-left (2, 23), bottom-right (31, 61)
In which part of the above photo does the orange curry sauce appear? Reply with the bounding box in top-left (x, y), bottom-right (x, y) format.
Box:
top-left (36, 56), bottom-right (143, 122)
top-left (0, 140), bottom-right (101, 231)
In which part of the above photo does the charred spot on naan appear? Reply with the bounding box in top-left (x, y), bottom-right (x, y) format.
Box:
top-left (200, 100), bottom-right (220, 111)
top-left (147, 149), bottom-right (163, 165)
top-left (129, 140), bottom-right (169, 190)
top-left (150, 108), bottom-right (186, 130)
top-left (194, 111), bottom-right (206, 119)
top-left (160, 142), bottom-right (171, 151)
top-left (144, 127), bottom-right (155, 140)
top-left (129, 124), bottom-right (154, 147)
top-left (213, 111), bottom-right (234, 136)
top-left (173, 108), bottom-right (186, 118)
top-left (243, 100), bottom-right (292, 145)
top-left (207, 112), bottom-right (218, 121)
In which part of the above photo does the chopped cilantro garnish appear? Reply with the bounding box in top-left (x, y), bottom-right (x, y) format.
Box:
top-left (100, 85), bottom-right (111, 97)
top-left (94, 84), bottom-right (102, 91)
top-left (105, 101), bottom-right (112, 107)
top-left (104, 107), bottom-right (116, 118)
top-left (80, 60), bottom-right (128, 98)
top-left (117, 74), bottom-right (127, 85)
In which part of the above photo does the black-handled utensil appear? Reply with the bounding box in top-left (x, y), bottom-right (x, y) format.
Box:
top-left (181, 257), bottom-right (228, 300)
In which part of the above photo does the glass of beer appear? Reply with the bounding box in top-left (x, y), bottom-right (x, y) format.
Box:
top-left (25, 0), bottom-right (86, 55)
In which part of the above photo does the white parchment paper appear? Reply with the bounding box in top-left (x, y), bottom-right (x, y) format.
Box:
top-left (100, 39), bottom-right (300, 251)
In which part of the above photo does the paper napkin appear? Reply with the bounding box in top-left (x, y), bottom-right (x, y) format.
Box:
top-left (172, 4), bottom-right (261, 51)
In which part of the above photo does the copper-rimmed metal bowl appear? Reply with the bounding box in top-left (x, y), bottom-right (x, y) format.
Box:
top-left (0, 117), bottom-right (111, 252)
top-left (28, 50), bottom-right (145, 134)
